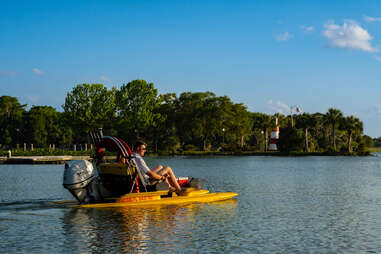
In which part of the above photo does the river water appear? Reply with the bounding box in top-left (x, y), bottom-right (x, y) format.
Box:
top-left (1, 155), bottom-right (381, 253)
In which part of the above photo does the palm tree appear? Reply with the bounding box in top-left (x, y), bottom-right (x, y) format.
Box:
top-left (341, 116), bottom-right (363, 153)
top-left (295, 113), bottom-right (316, 152)
top-left (251, 113), bottom-right (273, 151)
top-left (262, 114), bottom-right (274, 151)
top-left (324, 108), bottom-right (343, 151)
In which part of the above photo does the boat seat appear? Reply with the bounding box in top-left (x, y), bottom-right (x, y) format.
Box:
top-left (98, 162), bottom-right (137, 195)
top-left (98, 163), bottom-right (136, 176)
top-left (128, 157), bottom-right (170, 192)
top-left (98, 158), bottom-right (168, 194)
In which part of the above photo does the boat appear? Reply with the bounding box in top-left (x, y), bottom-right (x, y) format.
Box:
top-left (61, 129), bottom-right (238, 208)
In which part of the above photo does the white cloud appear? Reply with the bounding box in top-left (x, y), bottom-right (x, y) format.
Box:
top-left (322, 20), bottom-right (378, 53)
top-left (32, 68), bottom-right (44, 75)
top-left (301, 25), bottom-right (314, 33)
top-left (268, 100), bottom-right (290, 114)
top-left (276, 32), bottom-right (294, 42)
top-left (364, 15), bottom-right (381, 23)
top-left (100, 75), bottom-right (111, 82)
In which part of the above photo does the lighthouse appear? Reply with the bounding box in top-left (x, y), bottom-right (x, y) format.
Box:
top-left (269, 117), bottom-right (279, 151)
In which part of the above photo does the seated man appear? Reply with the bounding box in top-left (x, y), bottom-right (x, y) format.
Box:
top-left (133, 140), bottom-right (182, 194)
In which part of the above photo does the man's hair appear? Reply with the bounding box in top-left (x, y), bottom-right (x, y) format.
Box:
top-left (134, 140), bottom-right (147, 150)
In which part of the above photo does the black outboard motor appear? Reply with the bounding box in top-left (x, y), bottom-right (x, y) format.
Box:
top-left (63, 160), bottom-right (102, 203)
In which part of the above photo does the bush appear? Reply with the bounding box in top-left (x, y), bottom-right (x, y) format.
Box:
top-left (221, 143), bottom-right (240, 152)
top-left (161, 136), bottom-right (181, 153)
top-left (357, 142), bottom-right (366, 152)
top-left (277, 127), bottom-right (304, 153)
top-left (183, 144), bottom-right (200, 151)
top-left (243, 145), bottom-right (255, 151)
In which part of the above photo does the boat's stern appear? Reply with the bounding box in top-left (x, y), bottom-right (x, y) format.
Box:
top-left (63, 160), bottom-right (102, 203)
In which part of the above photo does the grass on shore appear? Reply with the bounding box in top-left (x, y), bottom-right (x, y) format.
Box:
top-left (367, 147), bottom-right (381, 152)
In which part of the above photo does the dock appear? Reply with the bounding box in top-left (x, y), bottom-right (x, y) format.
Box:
top-left (0, 156), bottom-right (91, 164)
top-left (0, 156), bottom-right (119, 164)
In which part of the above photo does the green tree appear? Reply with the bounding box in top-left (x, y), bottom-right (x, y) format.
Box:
top-left (216, 96), bottom-right (235, 147)
top-left (324, 108), bottom-right (343, 151)
top-left (175, 92), bottom-right (218, 150)
top-left (174, 92), bottom-right (252, 151)
top-left (250, 113), bottom-right (263, 151)
top-left (63, 84), bottom-right (116, 143)
top-left (261, 114), bottom-right (274, 151)
top-left (374, 137), bottom-right (381, 147)
top-left (2, 129), bottom-right (12, 147)
top-left (251, 113), bottom-right (274, 151)
top-left (295, 113), bottom-right (316, 152)
top-left (59, 126), bottom-right (73, 148)
top-left (309, 112), bottom-right (326, 151)
top-left (273, 113), bottom-right (287, 127)
top-left (362, 135), bottom-right (374, 148)
top-left (24, 106), bottom-right (62, 147)
top-left (229, 103), bottom-right (252, 149)
top-left (199, 95), bottom-right (242, 150)
top-left (198, 95), bottom-right (221, 150)
top-left (0, 96), bottom-right (26, 147)
top-left (341, 116), bottom-right (363, 153)
top-left (0, 96), bottom-right (26, 119)
top-left (277, 126), bottom-right (304, 153)
top-left (154, 93), bottom-right (179, 152)
top-left (115, 80), bottom-right (161, 143)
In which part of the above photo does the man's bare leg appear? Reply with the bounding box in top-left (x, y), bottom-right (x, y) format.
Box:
top-left (157, 166), bottom-right (181, 193)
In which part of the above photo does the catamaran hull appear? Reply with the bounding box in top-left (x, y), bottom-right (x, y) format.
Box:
top-left (54, 189), bottom-right (238, 208)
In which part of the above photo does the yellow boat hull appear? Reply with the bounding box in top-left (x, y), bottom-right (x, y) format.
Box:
top-left (55, 188), bottom-right (238, 208)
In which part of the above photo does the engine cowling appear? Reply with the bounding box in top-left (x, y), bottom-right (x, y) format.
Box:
top-left (63, 160), bottom-right (101, 203)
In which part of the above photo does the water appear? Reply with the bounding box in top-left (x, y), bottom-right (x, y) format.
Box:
top-left (1, 155), bottom-right (381, 253)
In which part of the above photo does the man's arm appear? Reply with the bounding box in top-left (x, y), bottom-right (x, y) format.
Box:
top-left (146, 170), bottom-right (165, 181)
top-left (134, 154), bottom-right (165, 181)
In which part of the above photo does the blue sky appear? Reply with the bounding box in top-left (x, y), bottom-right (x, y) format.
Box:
top-left (1, 0), bottom-right (381, 136)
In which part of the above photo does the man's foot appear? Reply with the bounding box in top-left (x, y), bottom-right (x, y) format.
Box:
top-left (175, 188), bottom-right (187, 196)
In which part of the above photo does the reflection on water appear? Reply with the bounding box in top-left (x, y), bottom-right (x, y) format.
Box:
top-left (61, 201), bottom-right (238, 253)
top-left (2, 155), bottom-right (381, 253)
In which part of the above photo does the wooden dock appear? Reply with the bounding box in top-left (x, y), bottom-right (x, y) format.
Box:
top-left (0, 156), bottom-right (91, 164)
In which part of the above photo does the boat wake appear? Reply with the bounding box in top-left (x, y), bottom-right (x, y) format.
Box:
top-left (0, 199), bottom-right (65, 212)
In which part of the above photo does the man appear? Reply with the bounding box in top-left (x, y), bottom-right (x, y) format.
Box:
top-left (133, 140), bottom-right (182, 194)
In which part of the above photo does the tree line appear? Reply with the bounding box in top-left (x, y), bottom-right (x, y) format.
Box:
top-left (0, 80), bottom-right (374, 154)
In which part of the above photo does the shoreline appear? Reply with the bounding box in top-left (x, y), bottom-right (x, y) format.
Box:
top-left (154, 151), bottom-right (372, 157)
top-left (0, 151), bottom-right (374, 164)
top-left (0, 156), bottom-right (90, 165)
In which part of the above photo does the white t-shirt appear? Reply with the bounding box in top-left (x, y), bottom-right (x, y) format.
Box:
top-left (133, 152), bottom-right (151, 180)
